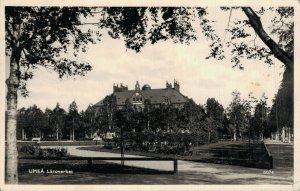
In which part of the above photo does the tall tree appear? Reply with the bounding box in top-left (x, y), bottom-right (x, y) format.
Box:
top-left (66, 101), bottom-right (80, 141)
top-left (206, 98), bottom-right (224, 139)
top-left (143, 99), bottom-right (153, 130)
top-left (43, 108), bottom-right (54, 139)
top-left (5, 7), bottom-right (96, 183)
top-left (227, 91), bottom-right (251, 141)
top-left (82, 104), bottom-right (96, 138)
top-left (16, 107), bottom-right (28, 140)
top-left (96, 95), bottom-right (117, 136)
top-left (252, 94), bottom-right (269, 139)
top-left (25, 105), bottom-right (47, 138)
top-left (50, 103), bottom-right (66, 142)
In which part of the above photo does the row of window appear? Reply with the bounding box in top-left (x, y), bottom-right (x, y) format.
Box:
top-left (133, 97), bottom-right (143, 102)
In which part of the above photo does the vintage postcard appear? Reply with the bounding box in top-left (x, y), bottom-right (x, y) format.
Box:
top-left (0, 0), bottom-right (299, 191)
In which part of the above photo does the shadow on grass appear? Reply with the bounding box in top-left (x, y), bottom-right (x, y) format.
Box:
top-left (18, 159), bottom-right (173, 175)
top-left (77, 141), bottom-right (273, 169)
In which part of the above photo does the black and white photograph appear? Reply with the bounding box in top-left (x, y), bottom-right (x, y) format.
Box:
top-left (1, 1), bottom-right (299, 190)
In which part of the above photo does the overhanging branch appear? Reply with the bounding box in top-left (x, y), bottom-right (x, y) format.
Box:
top-left (242, 7), bottom-right (293, 71)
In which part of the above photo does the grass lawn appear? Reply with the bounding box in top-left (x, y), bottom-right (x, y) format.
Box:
top-left (78, 141), bottom-right (273, 169)
top-left (16, 141), bottom-right (293, 184)
top-left (265, 144), bottom-right (293, 171)
top-left (17, 155), bottom-right (293, 184)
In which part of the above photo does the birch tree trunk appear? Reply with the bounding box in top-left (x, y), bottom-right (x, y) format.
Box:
top-left (233, 129), bottom-right (237, 141)
top-left (72, 126), bottom-right (75, 141)
top-left (6, 48), bottom-right (21, 184)
top-left (56, 127), bottom-right (59, 141)
top-left (22, 128), bottom-right (25, 140)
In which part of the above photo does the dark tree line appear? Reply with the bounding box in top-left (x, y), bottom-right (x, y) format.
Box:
top-left (16, 91), bottom-right (288, 154)
top-left (16, 101), bottom-right (95, 141)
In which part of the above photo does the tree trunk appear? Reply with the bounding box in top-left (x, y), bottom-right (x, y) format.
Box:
top-left (281, 127), bottom-right (285, 142)
top-left (72, 126), bottom-right (75, 141)
top-left (6, 48), bottom-right (21, 184)
top-left (233, 129), bottom-right (237, 141)
top-left (275, 131), bottom-right (279, 141)
top-left (90, 118), bottom-right (93, 138)
top-left (22, 128), bottom-right (25, 140)
top-left (288, 126), bottom-right (291, 143)
top-left (56, 127), bottom-right (59, 141)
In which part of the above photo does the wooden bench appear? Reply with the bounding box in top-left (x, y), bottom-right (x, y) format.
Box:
top-left (31, 138), bottom-right (41, 142)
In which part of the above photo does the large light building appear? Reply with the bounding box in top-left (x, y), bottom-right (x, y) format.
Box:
top-left (94, 80), bottom-right (189, 110)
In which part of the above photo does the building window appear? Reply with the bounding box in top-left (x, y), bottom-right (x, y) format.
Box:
top-left (140, 98), bottom-right (143, 102)
top-left (133, 98), bottom-right (135, 101)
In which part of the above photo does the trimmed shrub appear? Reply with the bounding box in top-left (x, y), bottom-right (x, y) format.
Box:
top-left (19, 145), bottom-right (39, 155)
top-left (19, 145), bottom-right (68, 157)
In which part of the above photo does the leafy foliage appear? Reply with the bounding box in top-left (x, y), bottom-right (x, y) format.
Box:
top-left (227, 91), bottom-right (251, 139)
top-left (5, 7), bottom-right (97, 96)
top-left (19, 145), bottom-right (68, 157)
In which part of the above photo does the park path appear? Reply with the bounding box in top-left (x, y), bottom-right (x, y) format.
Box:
top-left (66, 146), bottom-right (174, 171)
top-left (41, 145), bottom-right (293, 184)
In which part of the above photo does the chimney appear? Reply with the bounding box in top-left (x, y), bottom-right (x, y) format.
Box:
top-left (174, 80), bottom-right (180, 92)
top-left (166, 81), bottom-right (172, 89)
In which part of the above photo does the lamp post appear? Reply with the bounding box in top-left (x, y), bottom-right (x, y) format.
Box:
top-left (120, 124), bottom-right (124, 166)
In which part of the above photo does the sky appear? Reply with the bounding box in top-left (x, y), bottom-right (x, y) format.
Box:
top-left (4, 7), bottom-right (285, 112)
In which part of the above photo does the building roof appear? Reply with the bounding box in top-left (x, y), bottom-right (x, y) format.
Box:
top-left (94, 88), bottom-right (188, 107)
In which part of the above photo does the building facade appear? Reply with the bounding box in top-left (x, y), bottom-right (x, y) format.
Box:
top-left (94, 80), bottom-right (189, 110)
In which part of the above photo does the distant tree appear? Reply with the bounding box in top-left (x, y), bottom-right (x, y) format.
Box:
top-left (221, 113), bottom-right (231, 139)
top-left (18, 105), bottom-right (47, 138)
top-left (206, 98), bottom-right (224, 139)
top-left (50, 103), bottom-right (66, 141)
top-left (43, 108), bottom-right (54, 139)
top-left (180, 99), bottom-right (206, 146)
top-left (252, 94), bottom-right (269, 139)
top-left (227, 91), bottom-right (251, 141)
top-left (161, 104), bottom-right (179, 132)
top-left (269, 69), bottom-right (293, 140)
top-left (82, 104), bottom-right (96, 138)
top-left (77, 110), bottom-right (87, 139)
top-left (96, 95), bottom-right (117, 136)
top-left (143, 99), bottom-right (153, 130)
top-left (181, 99), bottom-right (203, 128)
top-left (16, 107), bottom-right (28, 140)
top-left (66, 101), bottom-right (80, 141)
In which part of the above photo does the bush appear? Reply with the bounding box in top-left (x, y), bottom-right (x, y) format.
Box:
top-left (38, 147), bottom-right (68, 158)
top-left (19, 145), bottom-right (40, 155)
top-left (19, 145), bottom-right (68, 157)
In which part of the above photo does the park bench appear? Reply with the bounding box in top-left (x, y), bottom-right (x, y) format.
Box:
top-left (31, 138), bottom-right (41, 142)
